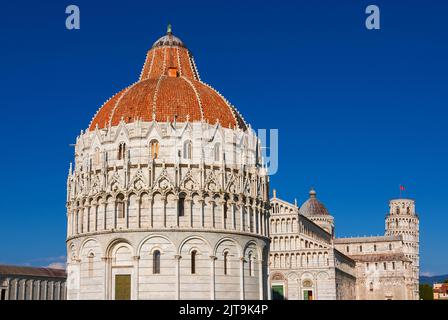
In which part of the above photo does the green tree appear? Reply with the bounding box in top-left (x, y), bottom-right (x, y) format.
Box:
top-left (419, 284), bottom-right (433, 300)
top-left (443, 279), bottom-right (448, 284)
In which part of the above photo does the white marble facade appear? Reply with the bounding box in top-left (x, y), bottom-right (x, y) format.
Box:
top-left (269, 193), bottom-right (356, 300)
top-left (270, 189), bottom-right (420, 300)
top-left (0, 276), bottom-right (66, 300)
top-left (66, 120), bottom-right (270, 300)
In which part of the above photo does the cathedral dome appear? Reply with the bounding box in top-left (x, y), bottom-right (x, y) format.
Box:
top-left (88, 26), bottom-right (247, 132)
top-left (299, 188), bottom-right (330, 216)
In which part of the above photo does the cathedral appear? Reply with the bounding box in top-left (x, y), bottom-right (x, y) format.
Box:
top-left (65, 27), bottom-right (419, 300)
top-left (269, 189), bottom-right (419, 300)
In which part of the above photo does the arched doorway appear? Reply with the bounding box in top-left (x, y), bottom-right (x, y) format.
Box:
top-left (302, 279), bottom-right (314, 300)
top-left (271, 273), bottom-right (286, 300)
top-left (107, 241), bottom-right (135, 300)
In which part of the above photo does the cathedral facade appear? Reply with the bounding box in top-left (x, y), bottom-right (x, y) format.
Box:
top-left (65, 27), bottom-right (419, 300)
top-left (269, 189), bottom-right (419, 300)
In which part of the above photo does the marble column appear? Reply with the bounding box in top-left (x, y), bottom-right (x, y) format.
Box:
top-left (239, 257), bottom-right (245, 300)
top-left (239, 203), bottom-right (244, 232)
top-left (221, 200), bottom-right (226, 230)
top-left (42, 280), bottom-right (47, 300)
top-left (13, 278), bottom-right (18, 300)
top-left (162, 196), bottom-right (167, 228)
top-left (200, 199), bottom-right (205, 227)
top-left (211, 200), bottom-right (216, 228)
top-left (113, 202), bottom-right (117, 229)
top-left (149, 196), bottom-right (154, 228)
top-left (246, 204), bottom-right (251, 232)
top-left (102, 257), bottom-right (109, 300)
top-left (103, 200), bottom-right (107, 230)
top-left (125, 197), bottom-right (129, 229)
top-left (87, 205), bottom-right (91, 232)
top-left (258, 258), bottom-right (264, 300)
top-left (174, 255), bottom-right (182, 300)
top-left (48, 281), bottom-right (54, 300)
top-left (36, 280), bottom-right (41, 300)
top-left (175, 196), bottom-right (179, 227)
top-left (93, 203), bottom-right (98, 232)
top-left (20, 279), bottom-right (26, 300)
top-left (186, 197), bottom-right (193, 228)
top-left (210, 255), bottom-right (217, 299)
top-left (137, 196), bottom-right (142, 228)
top-left (230, 201), bottom-right (236, 230)
top-left (133, 256), bottom-right (140, 300)
top-left (254, 206), bottom-right (259, 234)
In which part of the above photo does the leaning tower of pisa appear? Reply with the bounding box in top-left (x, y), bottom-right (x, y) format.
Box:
top-left (385, 198), bottom-right (420, 299)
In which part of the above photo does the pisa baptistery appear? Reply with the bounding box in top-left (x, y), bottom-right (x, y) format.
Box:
top-left (65, 26), bottom-right (270, 300)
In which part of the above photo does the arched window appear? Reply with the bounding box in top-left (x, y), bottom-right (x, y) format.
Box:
top-left (183, 140), bottom-right (192, 160)
top-left (223, 201), bottom-right (228, 219)
top-left (88, 252), bottom-right (94, 277)
top-left (153, 250), bottom-right (160, 274)
top-left (346, 246), bottom-right (349, 253)
top-left (150, 139), bottom-right (159, 160)
top-left (359, 245), bottom-right (362, 253)
top-left (406, 207), bottom-right (410, 215)
top-left (374, 244), bottom-right (377, 252)
top-left (396, 207), bottom-right (400, 215)
top-left (118, 143), bottom-right (126, 160)
top-left (178, 193), bottom-right (185, 217)
top-left (389, 243), bottom-right (392, 251)
top-left (117, 194), bottom-right (125, 219)
top-left (214, 143), bottom-right (220, 161)
top-left (191, 250), bottom-right (197, 274)
top-left (369, 282), bottom-right (374, 292)
top-left (224, 251), bottom-right (228, 275)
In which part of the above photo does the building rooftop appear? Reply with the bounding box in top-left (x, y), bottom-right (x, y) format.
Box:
top-left (347, 253), bottom-right (411, 263)
top-left (334, 235), bottom-right (402, 244)
top-left (88, 25), bottom-right (247, 132)
top-left (0, 264), bottom-right (66, 279)
top-left (299, 188), bottom-right (330, 216)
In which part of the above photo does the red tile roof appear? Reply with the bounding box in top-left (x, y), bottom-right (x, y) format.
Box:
top-left (88, 31), bottom-right (247, 131)
top-left (0, 265), bottom-right (66, 278)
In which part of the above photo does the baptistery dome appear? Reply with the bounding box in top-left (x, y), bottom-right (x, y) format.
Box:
top-left (65, 26), bottom-right (270, 300)
top-left (88, 27), bottom-right (247, 132)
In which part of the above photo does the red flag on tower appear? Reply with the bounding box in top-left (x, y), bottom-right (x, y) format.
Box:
top-left (400, 185), bottom-right (405, 191)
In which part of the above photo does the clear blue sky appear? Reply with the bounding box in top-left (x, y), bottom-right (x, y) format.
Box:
top-left (0, 1), bottom-right (446, 275)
